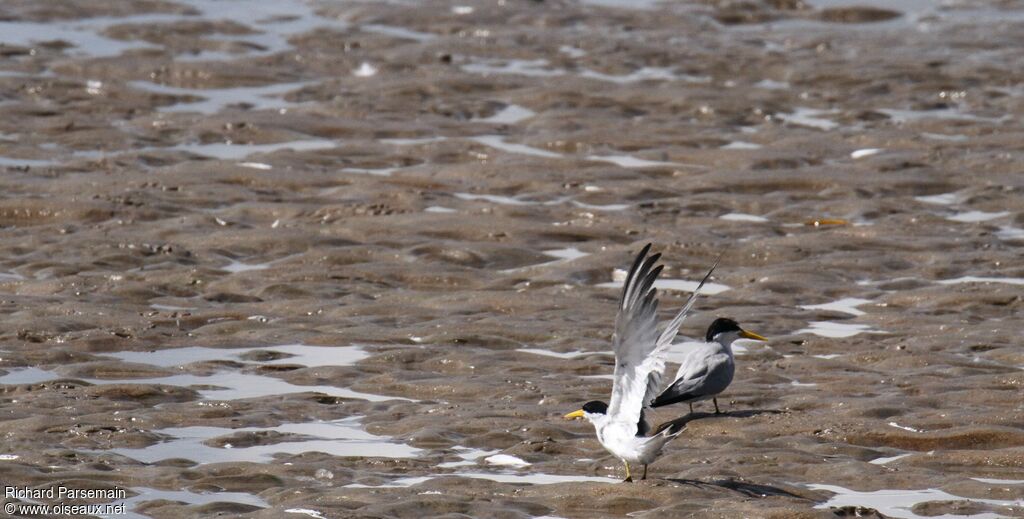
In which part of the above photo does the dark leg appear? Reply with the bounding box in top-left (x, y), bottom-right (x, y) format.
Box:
top-left (688, 403), bottom-right (693, 414)
top-left (714, 398), bottom-right (721, 414)
top-left (642, 464), bottom-right (648, 480)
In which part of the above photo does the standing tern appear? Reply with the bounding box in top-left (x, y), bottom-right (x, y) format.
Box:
top-left (649, 317), bottom-right (766, 414)
top-left (564, 244), bottom-right (718, 482)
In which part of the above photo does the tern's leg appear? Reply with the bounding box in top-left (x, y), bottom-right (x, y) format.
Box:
top-left (623, 462), bottom-right (632, 483)
top-left (688, 403), bottom-right (693, 414)
top-left (713, 398), bottom-right (721, 414)
top-left (642, 464), bottom-right (648, 480)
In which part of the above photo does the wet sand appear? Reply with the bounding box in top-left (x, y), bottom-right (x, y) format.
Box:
top-left (1, 0), bottom-right (1024, 517)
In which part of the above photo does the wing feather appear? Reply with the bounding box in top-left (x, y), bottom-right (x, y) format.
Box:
top-left (639, 257), bottom-right (720, 409)
top-left (607, 244), bottom-right (663, 431)
top-left (607, 246), bottom-right (722, 434)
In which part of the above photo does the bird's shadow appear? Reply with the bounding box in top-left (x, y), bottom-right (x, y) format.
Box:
top-left (652, 409), bottom-right (785, 434)
top-left (665, 477), bottom-right (811, 500)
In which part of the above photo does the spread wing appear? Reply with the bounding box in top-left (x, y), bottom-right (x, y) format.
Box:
top-left (606, 245), bottom-right (721, 433)
top-left (607, 244), bottom-right (663, 431)
top-left (643, 257), bottom-right (720, 407)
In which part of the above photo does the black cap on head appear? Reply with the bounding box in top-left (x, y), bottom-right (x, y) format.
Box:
top-left (706, 317), bottom-right (741, 342)
top-left (582, 401), bottom-right (608, 415)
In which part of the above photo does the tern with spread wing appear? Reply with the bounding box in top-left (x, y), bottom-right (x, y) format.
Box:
top-left (564, 244), bottom-right (718, 482)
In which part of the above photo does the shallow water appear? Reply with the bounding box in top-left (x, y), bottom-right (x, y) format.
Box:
top-left (808, 483), bottom-right (1023, 519)
top-left (2, 0), bottom-right (1024, 517)
top-left (109, 417), bottom-right (422, 464)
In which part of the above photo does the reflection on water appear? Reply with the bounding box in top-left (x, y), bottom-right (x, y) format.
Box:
top-left (0, 344), bottom-right (407, 402)
top-left (808, 483), bottom-right (1021, 519)
top-left (870, 453), bottom-right (913, 465)
top-left (476, 105), bottom-right (537, 125)
top-left (129, 80), bottom-right (312, 114)
top-left (599, 270), bottom-right (732, 295)
top-left (720, 213), bottom-right (769, 222)
top-left (106, 344), bottom-right (370, 368)
top-left (470, 135), bottom-right (562, 159)
top-left (113, 487), bottom-right (269, 519)
top-left (108, 417), bottom-right (422, 464)
top-left (946, 210), bottom-right (1010, 223)
top-left (915, 192), bottom-right (962, 205)
top-left (794, 321), bottom-right (879, 338)
top-left (800, 298), bottom-right (871, 317)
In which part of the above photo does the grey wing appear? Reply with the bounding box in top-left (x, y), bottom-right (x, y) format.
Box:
top-left (649, 353), bottom-right (734, 408)
top-left (607, 244), bottom-right (664, 431)
top-left (641, 258), bottom-right (720, 407)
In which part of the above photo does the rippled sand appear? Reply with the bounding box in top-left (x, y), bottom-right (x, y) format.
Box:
top-left (1, 0), bottom-right (1023, 517)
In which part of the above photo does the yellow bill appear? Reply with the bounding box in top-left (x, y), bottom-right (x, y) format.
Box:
top-left (564, 409), bottom-right (585, 420)
top-left (740, 329), bottom-right (768, 341)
